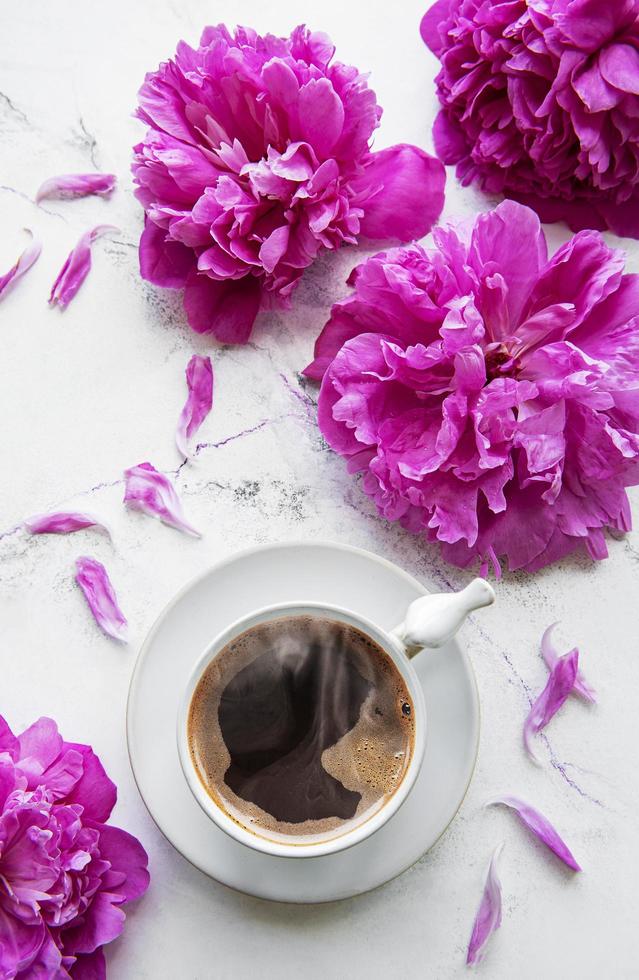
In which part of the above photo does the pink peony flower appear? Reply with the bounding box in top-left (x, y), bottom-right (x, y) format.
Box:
top-left (132, 24), bottom-right (445, 343)
top-left (307, 201), bottom-right (639, 574)
top-left (421, 0), bottom-right (639, 237)
top-left (0, 715), bottom-right (149, 978)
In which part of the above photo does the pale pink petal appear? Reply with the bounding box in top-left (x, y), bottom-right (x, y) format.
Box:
top-left (0, 229), bottom-right (42, 301)
top-left (524, 648), bottom-right (579, 762)
top-left (49, 225), bottom-right (118, 310)
top-left (74, 556), bottom-right (128, 642)
top-left (487, 796), bottom-right (581, 871)
top-left (24, 510), bottom-right (111, 537)
top-left (35, 173), bottom-right (117, 203)
top-left (541, 623), bottom-right (597, 703)
top-left (175, 354), bottom-right (214, 457)
top-left (466, 843), bottom-right (505, 967)
top-left (123, 461), bottom-right (200, 536)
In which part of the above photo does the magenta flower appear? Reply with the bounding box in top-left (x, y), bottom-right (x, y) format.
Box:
top-left (421, 0), bottom-right (639, 237)
top-left (0, 715), bottom-right (149, 978)
top-left (132, 24), bottom-right (445, 343)
top-left (308, 201), bottom-right (639, 574)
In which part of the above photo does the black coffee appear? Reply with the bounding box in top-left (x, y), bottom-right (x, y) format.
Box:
top-left (187, 615), bottom-right (414, 844)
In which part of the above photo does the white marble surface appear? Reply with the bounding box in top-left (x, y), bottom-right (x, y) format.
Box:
top-left (1, 1), bottom-right (638, 977)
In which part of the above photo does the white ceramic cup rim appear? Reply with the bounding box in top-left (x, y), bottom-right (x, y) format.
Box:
top-left (177, 601), bottom-right (428, 860)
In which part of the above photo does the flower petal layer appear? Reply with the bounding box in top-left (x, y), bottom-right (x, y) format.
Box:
top-left (0, 230), bottom-right (42, 301)
top-left (312, 200), bottom-right (639, 574)
top-left (487, 796), bottom-right (581, 871)
top-left (176, 354), bottom-right (214, 457)
top-left (421, 0), bottom-right (639, 237)
top-left (0, 714), bottom-right (148, 972)
top-left (24, 510), bottom-right (111, 538)
top-left (466, 842), bottom-right (504, 967)
top-left (74, 557), bottom-right (129, 642)
top-left (524, 649), bottom-right (579, 762)
top-left (132, 24), bottom-right (444, 342)
top-left (35, 173), bottom-right (117, 203)
top-left (49, 225), bottom-right (118, 310)
top-left (123, 461), bottom-right (200, 536)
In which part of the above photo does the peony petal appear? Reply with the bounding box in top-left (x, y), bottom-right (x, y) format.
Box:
top-left (297, 77), bottom-right (345, 158)
top-left (524, 648), bottom-right (579, 762)
top-left (600, 42), bottom-right (639, 95)
top-left (432, 109), bottom-right (468, 165)
top-left (35, 173), bottom-right (116, 203)
top-left (0, 229), bottom-right (42, 301)
top-left (24, 510), bottom-right (111, 538)
top-left (0, 906), bottom-right (47, 977)
top-left (351, 144), bottom-right (445, 242)
top-left (74, 557), bottom-right (129, 642)
top-left (466, 843), bottom-right (505, 967)
top-left (183, 269), bottom-right (261, 343)
top-left (17, 717), bottom-right (62, 776)
top-left (139, 218), bottom-right (193, 288)
top-left (61, 890), bottom-right (126, 954)
top-left (123, 461), bottom-right (200, 536)
top-left (540, 623), bottom-right (597, 703)
top-left (420, 0), bottom-right (453, 56)
top-left (487, 796), bottom-right (581, 871)
top-left (63, 743), bottom-right (117, 822)
top-left (49, 225), bottom-right (118, 310)
top-left (68, 947), bottom-right (107, 979)
top-left (96, 825), bottom-right (150, 903)
top-left (175, 354), bottom-right (214, 458)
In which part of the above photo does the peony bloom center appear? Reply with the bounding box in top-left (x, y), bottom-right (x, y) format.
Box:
top-left (483, 344), bottom-right (520, 382)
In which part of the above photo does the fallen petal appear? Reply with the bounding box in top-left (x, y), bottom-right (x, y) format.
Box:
top-left (74, 556), bottom-right (128, 642)
top-left (467, 843), bottom-right (504, 967)
top-left (49, 224), bottom-right (118, 310)
top-left (36, 173), bottom-right (117, 203)
top-left (487, 796), bottom-right (581, 871)
top-left (24, 510), bottom-right (111, 537)
top-left (524, 648), bottom-right (579, 762)
top-left (123, 461), bottom-right (200, 536)
top-left (176, 354), bottom-right (214, 458)
top-left (0, 229), bottom-right (42, 301)
top-left (541, 623), bottom-right (597, 703)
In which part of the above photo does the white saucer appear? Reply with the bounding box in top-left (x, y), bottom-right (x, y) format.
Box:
top-left (127, 542), bottom-right (480, 903)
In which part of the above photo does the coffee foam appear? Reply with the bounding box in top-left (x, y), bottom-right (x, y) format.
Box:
top-left (188, 615), bottom-right (414, 845)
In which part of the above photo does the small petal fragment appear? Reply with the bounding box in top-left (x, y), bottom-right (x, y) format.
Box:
top-left (466, 843), bottom-right (505, 967)
top-left (176, 354), bottom-right (214, 457)
top-left (75, 556), bottom-right (128, 642)
top-left (487, 796), bottom-right (581, 871)
top-left (524, 649), bottom-right (579, 762)
top-left (0, 229), bottom-right (42, 301)
top-left (541, 623), bottom-right (597, 703)
top-left (36, 172), bottom-right (117, 203)
top-left (24, 510), bottom-right (111, 537)
top-left (49, 224), bottom-right (118, 310)
top-left (123, 461), bottom-right (200, 536)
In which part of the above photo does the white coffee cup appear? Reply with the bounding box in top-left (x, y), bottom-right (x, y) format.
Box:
top-left (177, 579), bottom-right (494, 860)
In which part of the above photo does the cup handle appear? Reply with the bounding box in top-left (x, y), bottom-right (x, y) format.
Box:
top-left (389, 578), bottom-right (495, 659)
